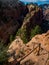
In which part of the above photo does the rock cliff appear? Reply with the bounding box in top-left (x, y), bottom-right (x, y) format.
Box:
top-left (8, 30), bottom-right (49, 65)
top-left (0, 1), bottom-right (28, 43)
top-left (16, 4), bottom-right (43, 43)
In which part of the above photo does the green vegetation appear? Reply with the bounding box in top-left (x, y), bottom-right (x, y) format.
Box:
top-left (0, 42), bottom-right (9, 65)
top-left (16, 28), bottom-right (28, 43)
top-left (10, 35), bottom-right (15, 43)
top-left (30, 25), bottom-right (42, 39)
top-left (16, 25), bottom-right (42, 43)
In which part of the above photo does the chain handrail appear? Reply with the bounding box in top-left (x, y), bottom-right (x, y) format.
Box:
top-left (10, 43), bottom-right (49, 65)
top-left (15, 43), bottom-right (41, 65)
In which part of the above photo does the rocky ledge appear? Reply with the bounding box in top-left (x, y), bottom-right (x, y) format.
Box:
top-left (7, 30), bottom-right (49, 65)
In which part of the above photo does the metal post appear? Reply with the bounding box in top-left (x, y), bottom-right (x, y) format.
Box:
top-left (37, 43), bottom-right (41, 56)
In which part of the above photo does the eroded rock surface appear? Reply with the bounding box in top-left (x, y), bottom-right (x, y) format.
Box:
top-left (8, 30), bottom-right (49, 65)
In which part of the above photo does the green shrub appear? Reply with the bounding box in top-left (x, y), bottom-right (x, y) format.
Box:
top-left (0, 42), bottom-right (9, 65)
top-left (9, 35), bottom-right (14, 43)
top-left (16, 28), bottom-right (28, 43)
top-left (30, 25), bottom-right (42, 39)
top-left (16, 25), bottom-right (42, 43)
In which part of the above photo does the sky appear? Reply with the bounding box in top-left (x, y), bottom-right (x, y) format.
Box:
top-left (20, 0), bottom-right (49, 5)
top-left (0, 0), bottom-right (49, 5)
top-left (20, 0), bottom-right (49, 2)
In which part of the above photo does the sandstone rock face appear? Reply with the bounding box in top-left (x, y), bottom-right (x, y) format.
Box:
top-left (7, 36), bottom-right (25, 62)
top-left (44, 9), bottom-right (49, 21)
top-left (40, 4), bottom-right (49, 21)
top-left (22, 4), bottom-right (43, 28)
top-left (0, 2), bottom-right (27, 43)
top-left (16, 4), bottom-right (43, 42)
top-left (27, 30), bottom-right (49, 51)
top-left (8, 31), bottom-right (49, 65)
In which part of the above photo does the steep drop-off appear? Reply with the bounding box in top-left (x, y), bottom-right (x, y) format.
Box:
top-left (0, 1), bottom-right (28, 44)
top-left (16, 4), bottom-right (43, 43)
